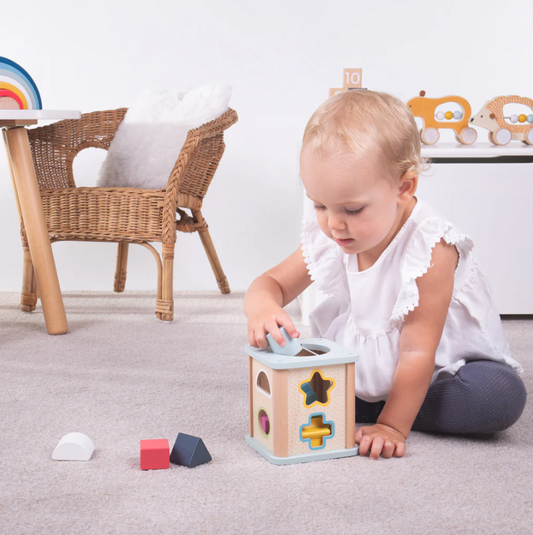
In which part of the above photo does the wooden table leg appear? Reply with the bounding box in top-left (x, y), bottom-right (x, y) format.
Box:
top-left (4, 127), bottom-right (68, 335)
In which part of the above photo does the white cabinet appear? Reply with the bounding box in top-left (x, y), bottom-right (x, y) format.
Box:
top-left (417, 160), bottom-right (533, 314)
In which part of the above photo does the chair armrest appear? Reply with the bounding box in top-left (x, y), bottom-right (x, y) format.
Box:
top-left (28, 108), bottom-right (128, 189)
top-left (161, 108), bottom-right (238, 245)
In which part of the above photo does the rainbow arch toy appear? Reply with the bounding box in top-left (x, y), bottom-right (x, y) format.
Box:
top-left (0, 57), bottom-right (42, 111)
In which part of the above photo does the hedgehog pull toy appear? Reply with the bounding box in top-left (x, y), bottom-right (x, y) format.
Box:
top-left (470, 96), bottom-right (533, 146)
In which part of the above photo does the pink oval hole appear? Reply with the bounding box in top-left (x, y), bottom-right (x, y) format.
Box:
top-left (258, 409), bottom-right (270, 436)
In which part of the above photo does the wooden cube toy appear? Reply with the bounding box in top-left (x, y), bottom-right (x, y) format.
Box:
top-left (140, 439), bottom-right (170, 470)
top-left (245, 328), bottom-right (359, 465)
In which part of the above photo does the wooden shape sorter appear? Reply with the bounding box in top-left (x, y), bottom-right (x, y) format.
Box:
top-left (245, 330), bottom-right (359, 465)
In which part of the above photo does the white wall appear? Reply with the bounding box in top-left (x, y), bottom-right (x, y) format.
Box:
top-left (1, 0), bottom-right (532, 292)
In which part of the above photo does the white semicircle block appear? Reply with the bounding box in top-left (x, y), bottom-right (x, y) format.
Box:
top-left (52, 432), bottom-right (95, 461)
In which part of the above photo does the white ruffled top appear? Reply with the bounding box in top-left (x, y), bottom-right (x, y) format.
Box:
top-left (301, 196), bottom-right (523, 403)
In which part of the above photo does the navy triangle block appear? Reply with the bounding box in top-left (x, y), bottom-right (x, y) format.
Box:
top-left (170, 433), bottom-right (212, 468)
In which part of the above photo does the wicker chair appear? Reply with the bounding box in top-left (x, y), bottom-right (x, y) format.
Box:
top-left (17, 107), bottom-right (238, 321)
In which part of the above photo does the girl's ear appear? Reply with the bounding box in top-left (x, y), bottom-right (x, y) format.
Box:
top-left (398, 172), bottom-right (418, 204)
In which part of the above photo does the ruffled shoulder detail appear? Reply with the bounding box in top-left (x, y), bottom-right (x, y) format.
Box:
top-left (301, 212), bottom-right (350, 303)
top-left (390, 217), bottom-right (474, 322)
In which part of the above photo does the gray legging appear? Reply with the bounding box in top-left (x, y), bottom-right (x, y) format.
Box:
top-left (356, 360), bottom-right (527, 434)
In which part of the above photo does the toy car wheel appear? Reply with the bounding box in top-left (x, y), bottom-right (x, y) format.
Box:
top-left (457, 127), bottom-right (477, 145)
top-left (524, 128), bottom-right (533, 145)
top-left (493, 128), bottom-right (512, 146)
top-left (420, 127), bottom-right (439, 145)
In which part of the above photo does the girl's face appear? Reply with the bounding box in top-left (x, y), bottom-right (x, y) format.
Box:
top-left (300, 149), bottom-right (414, 257)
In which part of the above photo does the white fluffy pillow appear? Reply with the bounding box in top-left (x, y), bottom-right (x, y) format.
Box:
top-left (97, 85), bottom-right (232, 190)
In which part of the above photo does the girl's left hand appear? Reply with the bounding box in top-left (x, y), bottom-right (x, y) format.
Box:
top-left (355, 424), bottom-right (407, 460)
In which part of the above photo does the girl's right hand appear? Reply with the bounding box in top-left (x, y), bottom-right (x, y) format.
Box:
top-left (247, 304), bottom-right (300, 350)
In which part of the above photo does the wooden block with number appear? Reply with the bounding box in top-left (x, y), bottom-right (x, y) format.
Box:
top-left (329, 88), bottom-right (345, 98)
top-left (343, 68), bottom-right (362, 89)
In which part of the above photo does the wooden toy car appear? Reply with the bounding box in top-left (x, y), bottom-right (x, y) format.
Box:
top-left (470, 95), bottom-right (533, 146)
top-left (407, 91), bottom-right (477, 145)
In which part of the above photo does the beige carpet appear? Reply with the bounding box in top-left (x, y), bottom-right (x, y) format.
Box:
top-left (0, 291), bottom-right (531, 534)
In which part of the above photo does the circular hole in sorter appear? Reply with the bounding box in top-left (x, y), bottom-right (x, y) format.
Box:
top-left (258, 409), bottom-right (270, 436)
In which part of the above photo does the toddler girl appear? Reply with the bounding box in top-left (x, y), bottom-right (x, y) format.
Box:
top-left (244, 90), bottom-right (526, 460)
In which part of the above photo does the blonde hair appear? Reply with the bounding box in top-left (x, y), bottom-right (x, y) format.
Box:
top-left (302, 90), bottom-right (430, 180)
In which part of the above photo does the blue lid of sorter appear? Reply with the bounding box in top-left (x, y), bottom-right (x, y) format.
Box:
top-left (244, 332), bottom-right (358, 370)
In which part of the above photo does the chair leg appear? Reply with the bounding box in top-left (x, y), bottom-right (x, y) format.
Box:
top-left (156, 244), bottom-right (174, 322)
top-left (114, 242), bottom-right (129, 292)
top-left (192, 209), bottom-right (230, 294)
top-left (20, 248), bottom-right (38, 312)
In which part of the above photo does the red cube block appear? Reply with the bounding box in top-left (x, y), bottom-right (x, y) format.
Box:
top-left (140, 439), bottom-right (170, 470)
